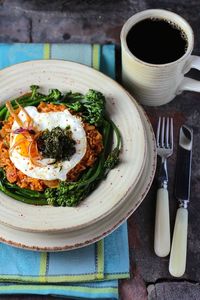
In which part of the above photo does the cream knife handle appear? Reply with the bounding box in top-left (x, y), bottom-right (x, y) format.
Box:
top-left (169, 207), bottom-right (188, 277)
top-left (154, 188), bottom-right (170, 257)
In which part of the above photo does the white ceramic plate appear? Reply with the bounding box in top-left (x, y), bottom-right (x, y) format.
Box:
top-left (0, 60), bottom-right (146, 232)
top-left (0, 98), bottom-right (156, 251)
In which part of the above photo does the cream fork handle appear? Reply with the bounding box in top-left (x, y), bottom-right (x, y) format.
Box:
top-left (154, 188), bottom-right (170, 257)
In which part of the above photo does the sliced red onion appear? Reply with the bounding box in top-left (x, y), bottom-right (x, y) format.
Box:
top-left (13, 127), bottom-right (36, 134)
top-left (28, 129), bottom-right (36, 134)
top-left (13, 127), bottom-right (25, 134)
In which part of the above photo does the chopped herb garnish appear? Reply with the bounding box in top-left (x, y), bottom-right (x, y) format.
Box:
top-left (37, 126), bottom-right (76, 162)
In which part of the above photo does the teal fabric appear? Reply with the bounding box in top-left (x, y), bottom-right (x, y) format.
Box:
top-left (0, 44), bottom-right (45, 69)
top-left (51, 44), bottom-right (92, 66)
top-left (0, 43), bottom-right (130, 299)
top-left (0, 242), bottom-right (98, 279)
top-left (0, 281), bottom-right (119, 299)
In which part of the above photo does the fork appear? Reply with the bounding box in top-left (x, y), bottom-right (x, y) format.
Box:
top-left (154, 117), bottom-right (173, 257)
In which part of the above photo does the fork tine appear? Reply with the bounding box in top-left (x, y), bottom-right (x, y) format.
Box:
top-left (156, 117), bottom-right (161, 146)
top-left (166, 117), bottom-right (169, 148)
top-left (161, 117), bottom-right (165, 147)
top-left (170, 118), bottom-right (173, 149)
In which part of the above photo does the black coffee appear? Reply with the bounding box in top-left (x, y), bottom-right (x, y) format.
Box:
top-left (126, 18), bottom-right (188, 64)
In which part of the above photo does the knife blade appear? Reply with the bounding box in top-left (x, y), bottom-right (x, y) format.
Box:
top-left (169, 125), bottom-right (193, 277)
top-left (175, 125), bottom-right (193, 205)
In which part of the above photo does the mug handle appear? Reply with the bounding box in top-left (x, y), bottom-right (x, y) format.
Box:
top-left (179, 55), bottom-right (200, 92)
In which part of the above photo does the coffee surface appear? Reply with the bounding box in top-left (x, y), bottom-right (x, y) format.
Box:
top-left (126, 18), bottom-right (188, 64)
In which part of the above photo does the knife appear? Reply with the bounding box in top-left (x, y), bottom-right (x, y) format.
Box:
top-left (169, 125), bottom-right (193, 277)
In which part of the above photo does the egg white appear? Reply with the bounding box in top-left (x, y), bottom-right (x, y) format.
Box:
top-left (9, 106), bottom-right (87, 181)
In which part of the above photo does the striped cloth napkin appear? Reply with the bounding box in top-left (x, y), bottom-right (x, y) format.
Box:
top-left (0, 43), bottom-right (130, 299)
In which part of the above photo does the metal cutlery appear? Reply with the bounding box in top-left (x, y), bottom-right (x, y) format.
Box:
top-left (154, 117), bottom-right (173, 257)
top-left (169, 125), bottom-right (193, 277)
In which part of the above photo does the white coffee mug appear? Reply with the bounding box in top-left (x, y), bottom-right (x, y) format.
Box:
top-left (121, 9), bottom-right (200, 106)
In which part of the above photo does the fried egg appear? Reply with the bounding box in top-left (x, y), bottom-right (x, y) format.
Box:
top-left (9, 106), bottom-right (87, 181)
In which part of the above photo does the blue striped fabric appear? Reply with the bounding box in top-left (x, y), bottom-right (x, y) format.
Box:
top-left (0, 44), bottom-right (45, 69)
top-left (51, 44), bottom-right (92, 66)
top-left (0, 43), bottom-right (130, 299)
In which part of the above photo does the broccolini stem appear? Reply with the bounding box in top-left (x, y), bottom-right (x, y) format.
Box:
top-left (4, 182), bottom-right (44, 198)
top-left (75, 119), bottom-right (112, 188)
top-left (0, 182), bottom-right (47, 205)
top-left (109, 119), bottom-right (122, 149)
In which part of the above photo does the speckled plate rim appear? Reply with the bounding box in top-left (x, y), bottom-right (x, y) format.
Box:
top-left (0, 59), bottom-right (147, 232)
top-left (0, 98), bottom-right (157, 251)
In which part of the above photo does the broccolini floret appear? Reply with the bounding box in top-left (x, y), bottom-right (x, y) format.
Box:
top-left (30, 85), bottom-right (40, 99)
top-left (47, 89), bottom-right (62, 101)
top-left (66, 89), bottom-right (105, 127)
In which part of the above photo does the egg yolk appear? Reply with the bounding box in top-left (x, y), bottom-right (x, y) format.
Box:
top-left (14, 134), bottom-right (38, 157)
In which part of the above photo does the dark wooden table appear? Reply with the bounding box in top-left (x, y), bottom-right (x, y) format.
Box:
top-left (1, 0), bottom-right (200, 299)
